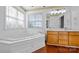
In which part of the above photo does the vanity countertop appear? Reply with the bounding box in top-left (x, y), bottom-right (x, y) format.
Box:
top-left (47, 28), bottom-right (79, 32)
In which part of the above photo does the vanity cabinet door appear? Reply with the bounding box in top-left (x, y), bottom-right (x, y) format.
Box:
top-left (59, 35), bottom-right (68, 45)
top-left (47, 34), bottom-right (58, 45)
top-left (69, 32), bottom-right (79, 46)
top-left (47, 31), bottom-right (58, 45)
top-left (69, 35), bottom-right (79, 46)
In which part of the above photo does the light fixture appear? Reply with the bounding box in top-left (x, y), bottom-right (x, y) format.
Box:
top-left (50, 8), bottom-right (66, 15)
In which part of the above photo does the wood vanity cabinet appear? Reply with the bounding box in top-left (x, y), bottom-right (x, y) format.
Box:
top-left (59, 32), bottom-right (68, 45)
top-left (47, 31), bottom-right (79, 48)
top-left (47, 31), bottom-right (58, 45)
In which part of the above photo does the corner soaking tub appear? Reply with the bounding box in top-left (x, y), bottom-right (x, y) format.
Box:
top-left (0, 32), bottom-right (45, 53)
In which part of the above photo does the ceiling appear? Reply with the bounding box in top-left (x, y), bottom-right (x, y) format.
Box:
top-left (22, 6), bottom-right (64, 11)
top-left (24, 6), bottom-right (44, 10)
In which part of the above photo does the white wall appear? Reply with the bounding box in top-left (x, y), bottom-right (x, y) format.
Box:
top-left (64, 6), bottom-right (72, 29)
top-left (70, 6), bottom-right (79, 30)
top-left (64, 6), bottom-right (79, 30)
top-left (0, 6), bottom-right (5, 31)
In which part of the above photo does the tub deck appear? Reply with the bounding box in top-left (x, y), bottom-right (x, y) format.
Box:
top-left (0, 32), bottom-right (45, 53)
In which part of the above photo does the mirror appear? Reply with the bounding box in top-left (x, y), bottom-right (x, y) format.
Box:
top-left (46, 8), bottom-right (66, 29)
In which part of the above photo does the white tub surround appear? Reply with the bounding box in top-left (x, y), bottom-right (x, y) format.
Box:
top-left (0, 30), bottom-right (45, 53)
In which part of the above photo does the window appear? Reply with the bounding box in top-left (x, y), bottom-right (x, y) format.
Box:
top-left (6, 6), bottom-right (25, 29)
top-left (8, 7), bottom-right (17, 18)
top-left (28, 14), bottom-right (42, 28)
top-left (18, 11), bottom-right (24, 20)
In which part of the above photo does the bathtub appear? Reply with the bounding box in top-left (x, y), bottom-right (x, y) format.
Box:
top-left (0, 31), bottom-right (45, 53)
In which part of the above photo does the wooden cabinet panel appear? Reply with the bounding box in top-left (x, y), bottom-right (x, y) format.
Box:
top-left (69, 32), bottom-right (79, 35)
top-left (59, 35), bottom-right (68, 45)
top-left (59, 39), bottom-right (68, 45)
top-left (59, 35), bottom-right (68, 40)
top-left (47, 31), bottom-right (58, 35)
top-left (47, 35), bottom-right (58, 44)
top-left (69, 35), bottom-right (79, 46)
top-left (59, 32), bottom-right (68, 35)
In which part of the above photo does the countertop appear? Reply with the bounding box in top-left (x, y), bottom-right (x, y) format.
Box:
top-left (47, 28), bottom-right (79, 32)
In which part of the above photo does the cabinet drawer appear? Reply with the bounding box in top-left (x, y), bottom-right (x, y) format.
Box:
top-left (47, 35), bottom-right (58, 40)
top-left (59, 35), bottom-right (68, 40)
top-left (59, 32), bottom-right (68, 35)
top-left (47, 31), bottom-right (58, 35)
top-left (69, 32), bottom-right (79, 35)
